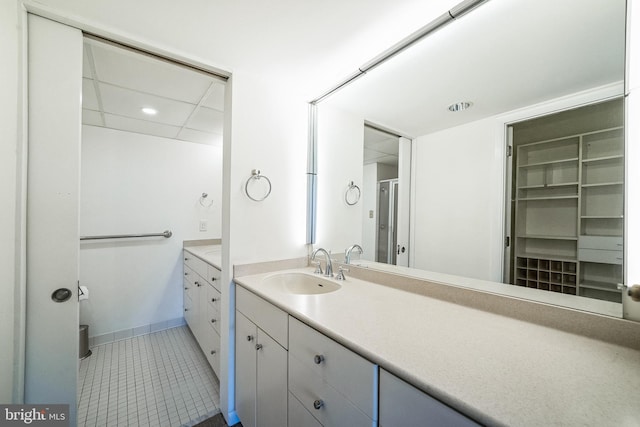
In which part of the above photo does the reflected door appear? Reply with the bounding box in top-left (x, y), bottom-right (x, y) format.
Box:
top-left (377, 180), bottom-right (398, 264)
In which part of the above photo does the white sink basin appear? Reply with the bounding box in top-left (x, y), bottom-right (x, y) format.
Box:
top-left (262, 272), bottom-right (341, 295)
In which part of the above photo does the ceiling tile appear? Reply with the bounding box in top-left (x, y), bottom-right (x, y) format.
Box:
top-left (99, 83), bottom-right (196, 127)
top-left (82, 109), bottom-right (103, 127)
top-left (202, 82), bottom-right (225, 111)
top-left (103, 113), bottom-right (181, 139)
top-left (82, 78), bottom-right (99, 110)
top-left (87, 39), bottom-right (217, 104)
top-left (177, 128), bottom-right (223, 146)
top-left (186, 106), bottom-right (224, 133)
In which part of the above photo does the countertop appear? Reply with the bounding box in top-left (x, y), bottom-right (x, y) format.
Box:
top-left (234, 267), bottom-right (640, 427)
top-left (183, 244), bottom-right (222, 269)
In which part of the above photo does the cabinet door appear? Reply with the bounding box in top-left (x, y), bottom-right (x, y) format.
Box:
top-left (256, 329), bottom-right (288, 427)
top-left (236, 311), bottom-right (257, 427)
top-left (379, 369), bottom-right (479, 427)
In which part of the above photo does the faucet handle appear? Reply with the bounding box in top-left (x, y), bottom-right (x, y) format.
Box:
top-left (312, 261), bottom-right (323, 275)
top-left (335, 266), bottom-right (350, 280)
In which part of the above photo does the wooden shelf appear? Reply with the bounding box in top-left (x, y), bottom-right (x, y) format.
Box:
top-left (519, 157), bottom-right (578, 168)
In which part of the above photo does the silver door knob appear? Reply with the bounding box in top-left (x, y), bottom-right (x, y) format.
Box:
top-left (619, 283), bottom-right (640, 302)
top-left (314, 355), bottom-right (325, 364)
top-left (313, 399), bottom-right (324, 410)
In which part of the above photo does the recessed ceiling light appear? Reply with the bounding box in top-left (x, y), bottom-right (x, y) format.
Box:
top-left (448, 102), bottom-right (472, 112)
top-left (141, 107), bottom-right (158, 116)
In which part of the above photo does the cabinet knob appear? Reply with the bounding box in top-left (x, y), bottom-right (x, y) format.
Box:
top-left (314, 354), bottom-right (325, 364)
top-left (211, 319), bottom-right (216, 323)
top-left (210, 350), bottom-right (216, 355)
top-left (195, 281), bottom-right (201, 287)
top-left (255, 344), bottom-right (263, 351)
top-left (211, 298), bottom-right (217, 302)
top-left (211, 277), bottom-right (217, 281)
top-left (247, 335), bottom-right (254, 342)
top-left (184, 272), bottom-right (188, 276)
top-left (313, 399), bottom-right (324, 410)
top-left (184, 287), bottom-right (188, 290)
top-left (184, 257), bottom-right (189, 261)
top-left (184, 308), bottom-right (189, 312)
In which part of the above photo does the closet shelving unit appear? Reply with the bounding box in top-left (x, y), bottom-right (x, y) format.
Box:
top-left (513, 126), bottom-right (624, 302)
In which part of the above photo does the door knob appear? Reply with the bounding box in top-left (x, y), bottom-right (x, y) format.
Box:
top-left (619, 283), bottom-right (640, 302)
top-left (51, 288), bottom-right (72, 303)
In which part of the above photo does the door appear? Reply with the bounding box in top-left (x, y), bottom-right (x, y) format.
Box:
top-left (25, 14), bottom-right (82, 425)
top-left (236, 311), bottom-right (257, 427)
top-left (256, 329), bottom-right (287, 427)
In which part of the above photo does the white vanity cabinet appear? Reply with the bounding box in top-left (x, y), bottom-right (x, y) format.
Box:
top-left (288, 317), bottom-right (377, 427)
top-left (379, 369), bottom-right (479, 427)
top-left (235, 286), bottom-right (288, 427)
top-left (183, 250), bottom-right (222, 376)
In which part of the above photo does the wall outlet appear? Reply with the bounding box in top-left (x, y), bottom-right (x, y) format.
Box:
top-left (199, 220), bottom-right (208, 232)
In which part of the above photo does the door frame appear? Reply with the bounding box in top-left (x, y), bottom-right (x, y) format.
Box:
top-left (16, 0), bottom-right (233, 417)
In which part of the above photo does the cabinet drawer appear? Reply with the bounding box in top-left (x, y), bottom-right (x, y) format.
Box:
top-left (184, 251), bottom-right (208, 278)
top-left (205, 292), bottom-right (221, 334)
top-left (184, 294), bottom-right (195, 327)
top-left (207, 284), bottom-right (221, 313)
top-left (578, 248), bottom-right (623, 264)
top-left (288, 392), bottom-right (322, 427)
top-left (289, 317), bottom-right (375, 418)
top-left (183, 265), bottom-right (198, 286)
top-left (201, 326), bottom-right (220, 377)
top-left (236, 285), bottom-right (288, 348)
top-left (208, 265), bottom-right (222, 292)
top-left (289, 355), bottom-right (372, 427)
top-left (379, 369), bottom-right (479, 427)
top-left (183, 278), bottom-right (195, 300)
top-left (578, 235), bottom-right (623, 251)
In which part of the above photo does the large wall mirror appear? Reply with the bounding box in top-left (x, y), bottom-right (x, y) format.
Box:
top-left (312, 0), bottom-right (629, 317)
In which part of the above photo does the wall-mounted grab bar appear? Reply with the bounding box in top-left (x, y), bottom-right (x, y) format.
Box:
top-left (80, 230), bottom-right (173, 241)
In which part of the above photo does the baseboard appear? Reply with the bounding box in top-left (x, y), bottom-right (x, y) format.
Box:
top-left (89, 317), bottom-right (187, 347)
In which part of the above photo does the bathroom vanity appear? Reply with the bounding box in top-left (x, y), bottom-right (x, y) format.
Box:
top-left (233, 265), bottom-right (640, 427)
top-left (183, 244), bottom-right (223, 378)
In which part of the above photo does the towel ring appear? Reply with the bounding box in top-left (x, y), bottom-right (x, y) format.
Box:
top-left (199, 192), bottom-right (213, 208)
top-left (345, 181), bottom-right (361, 206)
top-left (245, 169), bottom-right (272, 202)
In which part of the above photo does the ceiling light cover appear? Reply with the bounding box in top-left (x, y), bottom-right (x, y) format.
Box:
top-left (448, 102), bottom-right (472, 112)
top-left (141, 107), bottom-right (158, 115)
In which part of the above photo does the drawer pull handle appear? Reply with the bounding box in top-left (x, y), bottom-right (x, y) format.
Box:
top-left (255, 344), bottom-right (263, 351)
top-left (247, 335), bottom-right (254, 342)
top-left (211, 319), bottom-right (216, 323)
top-left (314, 355), bottom-right (325, 364)
top-left (210, 350), bottom-right (216, 355)
top-left (313, 399), bottom-right (324, 410)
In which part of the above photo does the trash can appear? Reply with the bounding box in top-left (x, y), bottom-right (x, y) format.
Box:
top-left (79, 324), bottom-right (92, 360)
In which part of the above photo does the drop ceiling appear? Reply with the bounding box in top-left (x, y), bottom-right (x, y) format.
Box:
top-left (364, 126), bottom-right (399, 166)
top-left (82, 37), bottom-right (225, 146)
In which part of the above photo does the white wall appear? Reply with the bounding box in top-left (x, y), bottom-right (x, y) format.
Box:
top-left (0, 0), bottom-right (19, 403)
top-left (316, 104), bottom-right (364, 254)
top-left (80, 125), bottom-right (222, 337)
top-left (412, 119), bottom-right (504, 281)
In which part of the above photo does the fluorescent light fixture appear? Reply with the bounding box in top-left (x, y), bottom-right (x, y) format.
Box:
top-left (448, 101), bottom-right (472, 112)
top-left (141, 107), bottom-right (158, 115)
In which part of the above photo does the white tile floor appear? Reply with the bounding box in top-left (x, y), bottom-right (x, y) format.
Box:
top-left (78, 326), bottom-right (220, 427)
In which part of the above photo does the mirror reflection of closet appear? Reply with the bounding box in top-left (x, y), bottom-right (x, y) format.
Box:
top-left (507, 98), bottom-right (624, 303)
top-left (363, 125), bottom-right (399, 264)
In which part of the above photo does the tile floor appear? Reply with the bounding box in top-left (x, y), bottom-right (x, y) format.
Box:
top-left (78, 326), bottom-right (220, 427)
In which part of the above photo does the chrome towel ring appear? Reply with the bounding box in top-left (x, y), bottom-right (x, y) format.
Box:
top-left (245, 169), bottom-right (272, 202)
top-left (345, 181), bottom-right (361, 206)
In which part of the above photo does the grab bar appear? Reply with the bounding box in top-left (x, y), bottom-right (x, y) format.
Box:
top-left (80, 230), bottom-right (172, 241)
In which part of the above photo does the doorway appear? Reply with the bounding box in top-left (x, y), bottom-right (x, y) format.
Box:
top-left (506, 98), bottom-right (624, 303)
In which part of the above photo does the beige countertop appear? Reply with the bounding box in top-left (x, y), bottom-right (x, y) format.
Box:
top-left (183, 244), bottom-right (222, 269)
top-left (234, 267), bottom-right (640, 427)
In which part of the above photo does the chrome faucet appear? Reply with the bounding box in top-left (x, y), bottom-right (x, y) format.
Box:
top-left (345, 244), bottom-right (363, 264)
top-left (311, 248), bottom-right (333, 277)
